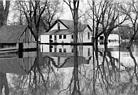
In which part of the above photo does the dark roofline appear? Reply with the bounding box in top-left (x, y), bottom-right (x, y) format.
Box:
top-left (17, 26), bottom-right (28, 41)
top-left (46, 19), bottom-right (69, 32)
top-left (57, 19), bottom-right (69, 29)
top-left (87, 25), bottom-right (92, 32)
top-left (21, 25), bottom-right (37, 41)
top-left (26, 25), bottom-right (37, 41)
top-left (46, 19), bottom-right (92, 35)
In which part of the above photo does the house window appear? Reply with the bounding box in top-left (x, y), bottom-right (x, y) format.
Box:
top-left (72, 35), bottom-right (73, 39)
top-left (63, 48), bottom-right (66, 52)
top-left (72, 49), bottom-right (74, 53)
top-left (63, 35), bottom-right (66, 39)
top-left (50, 48), bottom-right (52, 52)
top-left (54, 35), bottom-right (57, 40)
top-left (59, 35), bottom-right (62, 39)
top-left (50, 35), bottom-right (52, 39)
top-left (58, 22), bottom-right (60, 30)
top-left (54, 47), bottom-right (57, 52)
top-left (100, 36), bottom-right (104, 40)
top-left (59, 48), bottom-right (62, 52)
top-left (88, 48), bottom-right (90, 56)
top-left (50, 40), bottom-right (53, 43)
top-left (50, 45), bottom-right (53, 48)
top-left (88, 32), bottom-right (90, 39)
top-left (49, 45), bottom-right (53, 52)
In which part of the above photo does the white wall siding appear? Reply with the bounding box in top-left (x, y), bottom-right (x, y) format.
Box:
top-left (108, 34), bottom-right (120, 41)
top-left (59, 22), bottom-right (68, 29)
top-left (40, 45), bottom-right (49, 52)
top-left (82, 28), bottom-right (92, 43)
top-left (50, 24), bottom-right (58, 31)
top-left (40, 35), bottom-right (49, 43)
top-left (23, 43), bottom-right (36, 49)
top-left (56, 45), bottom-right (72, 53)
top-left (56, 35), bottom-right (73, 43)
top-left (78, 32), bottom-right (83, 43)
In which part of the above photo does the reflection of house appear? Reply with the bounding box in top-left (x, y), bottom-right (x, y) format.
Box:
top-left (40, 19), bottom-right (92, 44)
top-left (41, 45), bottom-right (92, 58)
top-left (40, 19), bottom-right (92, 54)
top-left (0, 25), bottom-right (36, 51)
top-left (0, 57), bottom-right (35, 75)
top-left (42, 53), bottom-right (90, 68)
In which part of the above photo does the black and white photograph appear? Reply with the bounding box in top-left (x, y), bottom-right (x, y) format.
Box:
top-left (0, 0), bottom-right (137, 95)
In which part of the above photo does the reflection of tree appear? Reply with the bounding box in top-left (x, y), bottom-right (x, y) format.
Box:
top-left (14, 0), bottom-right (62, 94)
top-left (63, 0), bottom-right (81, 94)
top-left (8, 44), bottom-right (138, 95)
top-left (0, 72), bottom-right (9, 95)
top-left (82, 41), bottom-right (138, 95)
top-left (9, 55), bottom-right (65, 95)
top-left (86, 0), bottom-right (128, 93)
top-left (127, 47), bottom-right (138, 82)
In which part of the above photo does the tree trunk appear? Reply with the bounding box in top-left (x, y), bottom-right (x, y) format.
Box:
top-left (0, 1), bottom-right (10, 26)
top-left (72, 1), bottom-right (80, 95)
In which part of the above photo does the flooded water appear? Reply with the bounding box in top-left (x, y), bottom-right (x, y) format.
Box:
top-left (0, 42), bottom-right (138, 95)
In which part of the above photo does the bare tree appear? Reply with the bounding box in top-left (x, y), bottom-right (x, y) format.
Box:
top-left (15, 0), bottom-right (63, 94)
top-left (0, 0), bottom-right (10, 95)
top-left (86, 0), bottom-right (128, 94)
top-left (0, 0), bottom-right (10, 26)
top-left (15, 0), bottom-right (62, 29)
top-left (63, 0), bottom-right (81, 95)
top-left (88, 0), bottom-right (128, 43)
top-left (15, 0), bottom-right (51, 92)
top-left (119, 0), bottom-right (138, 84)
top-left (42, 0), bottom-right (63, 30)
top-left (88, 0), bottom-right (128, 69)
top-left (120, 0), bottom-right (138, 48)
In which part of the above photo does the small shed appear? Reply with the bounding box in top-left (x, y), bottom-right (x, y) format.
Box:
top-left (0, 25), bottom-right (36, 50)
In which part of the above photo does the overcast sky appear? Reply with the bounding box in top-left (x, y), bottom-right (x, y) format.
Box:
top-left (7, 0), bottom-right (134, 24)
top-left (60, 0), bottom-right (89, 20)
top-left (7, 0), bottom-right (89, 22)
top-left (57, 0), bottom-right (131, 20)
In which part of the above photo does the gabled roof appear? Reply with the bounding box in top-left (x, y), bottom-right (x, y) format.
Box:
top-left (44, 29), bottom-right (71, 35)
top-left (0, 25), bottom-right (35, 43)
top-left (60, 19), bottom-right (87, 32)
top-left (45, 19), bottom-right (90, 35)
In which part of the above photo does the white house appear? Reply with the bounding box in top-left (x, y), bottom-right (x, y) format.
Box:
top-left (40, 19), bottom-right (92, 44)
top-left (40, 19), bottom-right (92, 53)
top-left (99, 34), bottom-right (121, 47)
top-left (108, 34), bottom-right (121, 42)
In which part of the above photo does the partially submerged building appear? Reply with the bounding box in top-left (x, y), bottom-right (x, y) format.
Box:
top-left (0, 25), bottom-right (36, 51)
top-left (40, 19), bottom-right (92, 44)
top-left (40, 19), bottom-right (93, 55)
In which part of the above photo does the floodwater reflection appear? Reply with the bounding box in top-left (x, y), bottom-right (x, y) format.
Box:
top-left (0, 42), bottom-right (138, 95)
